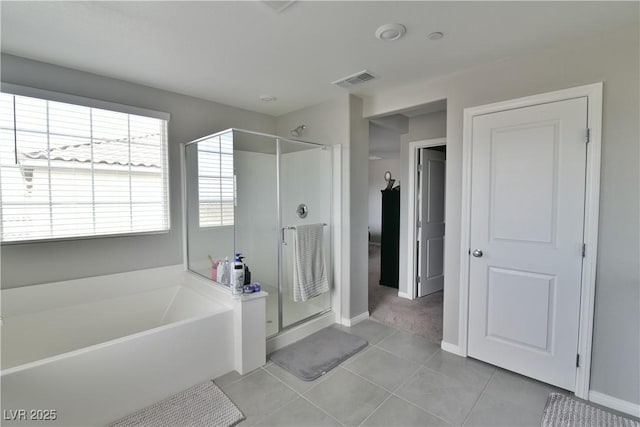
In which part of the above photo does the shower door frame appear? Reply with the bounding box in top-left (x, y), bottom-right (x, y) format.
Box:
top-left (275, 135), bottom-right (334, 336)
top-left (182, 128), bottom-right (336, 338)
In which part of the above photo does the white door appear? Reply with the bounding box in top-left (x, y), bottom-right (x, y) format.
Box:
top-left (417, 148), bottom-right (446, 297)
top-left (468, 97), bottom-right (588, 391)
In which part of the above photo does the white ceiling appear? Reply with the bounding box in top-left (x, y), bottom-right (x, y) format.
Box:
top-left (1, 1), bottom-right (636, 116)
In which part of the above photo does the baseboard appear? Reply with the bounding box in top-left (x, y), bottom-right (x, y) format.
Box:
top-left (397, 291), bottom-right (413, 300)
top-left (340, 311), bottom-right (370, 327)
top-left (589, 391), bottom-right (640, 417)
top-left (440, 341), bottom-right (464, 356)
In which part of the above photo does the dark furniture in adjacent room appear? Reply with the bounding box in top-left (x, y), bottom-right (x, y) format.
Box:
top-left (380, 187), bottom-right (400, 288)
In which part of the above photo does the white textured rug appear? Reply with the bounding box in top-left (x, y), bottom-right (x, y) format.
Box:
top-left (542, 393), bottom-right (639, 427)
top-left (108, 380), bottom-right (244, 427)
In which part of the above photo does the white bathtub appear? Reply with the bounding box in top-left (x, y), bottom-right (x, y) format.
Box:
top-left (0, 265), bottom-right (266, 426)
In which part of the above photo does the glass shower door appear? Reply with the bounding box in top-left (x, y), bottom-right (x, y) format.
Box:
top-left (279, 139), bottom-right (332, 329)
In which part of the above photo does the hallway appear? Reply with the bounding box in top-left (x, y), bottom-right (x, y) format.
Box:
top-left (368, 244), bottom-right (443, 343)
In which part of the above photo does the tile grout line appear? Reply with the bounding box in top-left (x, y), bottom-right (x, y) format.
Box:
top-left (340, 364), bottom-right (400, 395)
top-left (260, 365), bottom-right (347, 427)
top-left (388, 393), bottom-right (455, 427)
top-left (305, 366), bottom-right (395, 427)
top-left (372, 341), bottom-right (422, 364)
top-left (460, 367), bottom-right (499, 426)
top-left (417, 349), bottom-right (497, 392)
top-left (215, 367), bottom-right (263, 390)
top-left (372, 336), bottom-right (441, 366)
top-left (419, 346), bottom-right (442, 367)
top-left (386, 363), bottom-right (455, 426)
top-left (356, 393), bottom-right (394, 427)
top-left (341, 344), bottom-right (374, 367)
top-left (380, 321), bottom-right (442, 344)
top-left (297, 393), bottom-right (348, 427)
top-left (391, 363), bottom-right (425, 394)
top-left (238, 366), bottom-right (301, 427)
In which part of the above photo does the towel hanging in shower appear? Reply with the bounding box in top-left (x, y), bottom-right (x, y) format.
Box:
top-left (293, 223), bottom-right (329, 302)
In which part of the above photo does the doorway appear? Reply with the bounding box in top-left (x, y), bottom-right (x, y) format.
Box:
top-left (367, 103), bottom-right (447, 343)
top-left (416, 145), bottom-right (446, 298)
top-left (407, 138), bottom-right (447, 303)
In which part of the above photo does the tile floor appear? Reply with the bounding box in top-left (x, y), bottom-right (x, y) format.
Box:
top-left (215, 319), bottom-right (571, 427)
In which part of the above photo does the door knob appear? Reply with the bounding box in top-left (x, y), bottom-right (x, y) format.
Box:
top-left (472, 249), bottom-right (483, 258)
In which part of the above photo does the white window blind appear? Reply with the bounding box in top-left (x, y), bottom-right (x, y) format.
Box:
top-left (0, 91), bottom-right (170, 243)
top-left (197, 133), bottom-right (234, 227)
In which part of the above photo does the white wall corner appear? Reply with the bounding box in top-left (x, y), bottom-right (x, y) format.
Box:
top-left (397, 291), bottom-right (413, 300)
top-left (340, 311), bottom-right (370, 327)
top-left (588, 391), bottom-right (640, 418)
top-left (440, 340), bottom-right (463, 356)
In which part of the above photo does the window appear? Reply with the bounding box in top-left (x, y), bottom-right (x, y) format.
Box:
top-left (197, 133), bottom-right (234, 227)
top-left (0, 88), bottom-right (170, 243)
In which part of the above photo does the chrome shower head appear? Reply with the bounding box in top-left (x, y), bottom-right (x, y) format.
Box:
top-left (290, 125), bottom-right (306, 137)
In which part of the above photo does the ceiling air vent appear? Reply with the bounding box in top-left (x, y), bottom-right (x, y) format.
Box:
top-left (332, 70), bottom-right (376, 89)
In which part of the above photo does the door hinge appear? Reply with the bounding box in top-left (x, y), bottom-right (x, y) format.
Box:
top-left (417, 219), bottom-right (422, 229)
top-left (585, 128), bottom-right (591, 143)
top-left (417, 164), bottom-right (423, 173)
top-left (582, 243), bottom-right (586, 258)
top-left (576, 354), bottom-right (580, 367)
top-left (416, 276), bottom-right (421, 284)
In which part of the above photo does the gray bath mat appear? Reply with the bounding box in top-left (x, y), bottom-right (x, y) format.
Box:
top-left (542, 393), bottom-right (640, 427)
top-left (108, 380), bottom-right (244, 427)
top-left (270, 326), bottom-right (368, 381)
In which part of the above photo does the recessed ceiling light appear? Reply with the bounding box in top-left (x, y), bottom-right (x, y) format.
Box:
top-left (259, 95), bottom-right (277, 102)
top-left (427, 31), bottom-right (444, 41)
top-left (375, 24), bottom-right (406, 42)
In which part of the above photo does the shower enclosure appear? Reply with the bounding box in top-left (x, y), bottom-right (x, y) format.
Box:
top-left (184, 129), bottom-right (333, 337)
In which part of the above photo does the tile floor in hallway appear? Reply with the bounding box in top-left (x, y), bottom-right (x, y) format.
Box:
top-left (215, 319), bottom-right (568, 427)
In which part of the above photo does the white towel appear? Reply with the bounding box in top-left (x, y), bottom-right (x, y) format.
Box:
top-left (293, 223), bottom-right (329, 302)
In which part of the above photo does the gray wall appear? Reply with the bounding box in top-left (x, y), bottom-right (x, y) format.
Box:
top-left (369, 122), bottom-right (401, 159)
top-left (1, 54), bottom-right (276, 288)
top-left (368, 158), bottom-right (401, 243)
top-left (364, 24), bottom-right (639, 404)
top-left (275, 94), bottom-right (370, 321)
top-left (275, 97), bottom-right (350, 147)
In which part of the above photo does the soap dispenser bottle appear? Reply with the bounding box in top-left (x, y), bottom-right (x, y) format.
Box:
top-left (231, 253), bottom-right (244, 295)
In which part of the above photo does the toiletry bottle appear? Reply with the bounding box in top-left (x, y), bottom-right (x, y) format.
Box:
top-left (237, 254), bottom-right (251, 285)
top-left (222, 257), bottom-right (231, 288)
top-left (208, 255), bottom-right (217, 281)
top-left (232, 253), bottom-right (245, 294)
top-left (244, 264), bottom-right (251, 285)
top-left (216, 260), bottom-right (224, 283)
